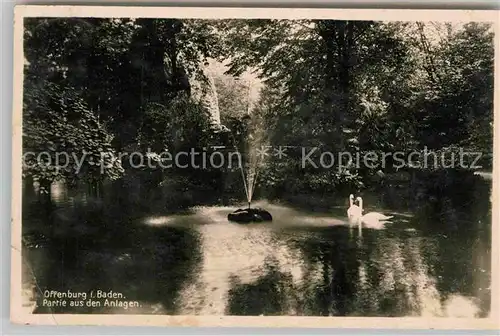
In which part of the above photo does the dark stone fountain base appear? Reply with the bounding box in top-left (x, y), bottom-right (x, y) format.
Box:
top-left (228, 208), bottom-right (273, 224)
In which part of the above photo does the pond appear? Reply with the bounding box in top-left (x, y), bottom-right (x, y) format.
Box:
top-left (21, 171), bottom-right (492, 317)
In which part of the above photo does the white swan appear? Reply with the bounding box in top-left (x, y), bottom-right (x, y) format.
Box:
top-left (347, 194), bottom-right (362, 225)
top-left (356, 196), bottom-right (393, 229)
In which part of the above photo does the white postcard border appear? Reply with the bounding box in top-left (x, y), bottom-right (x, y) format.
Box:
top-left (10, 5), bottom-right (500, 329)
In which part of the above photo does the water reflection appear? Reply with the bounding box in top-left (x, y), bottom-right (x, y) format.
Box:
top-left (22, 175), bottom-right (491, 317)
top-left (176, 206), bottom-right (305, 315)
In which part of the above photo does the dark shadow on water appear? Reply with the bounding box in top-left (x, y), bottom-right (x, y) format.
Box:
top-left (289, 226), bottom-right (363, 316)
top-left (23, 190), bottom-right (203, 314)
top-left (21, 169), bottom-right (492, 317)
top-left (225, 261), bottom-right (294, 316)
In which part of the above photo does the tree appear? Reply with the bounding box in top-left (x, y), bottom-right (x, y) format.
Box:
top-left (24, 18), bottom-right (223, 150)
top-left (23, 81), bottom-right (124, 195)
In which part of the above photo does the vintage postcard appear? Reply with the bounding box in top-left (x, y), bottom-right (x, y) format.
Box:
top-left (10, 5), bottom-right (500, 329)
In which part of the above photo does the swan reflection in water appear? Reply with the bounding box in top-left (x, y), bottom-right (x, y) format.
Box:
top-left (140, 201), bottom-right (485, 317)
top-left (23, 182), bottom-right (488, 318)
top-left (347, 195), bottom-right (393, 230)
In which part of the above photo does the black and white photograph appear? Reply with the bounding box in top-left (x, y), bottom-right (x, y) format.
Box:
top-left (11, 6), bottom-right (499, 329)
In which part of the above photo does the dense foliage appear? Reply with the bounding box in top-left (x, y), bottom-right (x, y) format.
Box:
top-left (215, 20), bottom-right (494, 196)
top-left (23, 18), bottom-right (494, 202)
top-left (23, 81), bottom-right (123, 193)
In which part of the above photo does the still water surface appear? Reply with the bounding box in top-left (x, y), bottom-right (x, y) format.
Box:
top-left (22, 177), bottom-right (491, 317)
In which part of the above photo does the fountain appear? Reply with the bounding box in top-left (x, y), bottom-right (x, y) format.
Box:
top-left (227, 207), bottom-right (273, 223)
top-left (227, 167), bottom-right (273, 223)
top-left (227, 81), bottom-right (272, 224)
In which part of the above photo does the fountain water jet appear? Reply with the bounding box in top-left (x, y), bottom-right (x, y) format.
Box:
top-left (227, 82), bottom-right (272, 223)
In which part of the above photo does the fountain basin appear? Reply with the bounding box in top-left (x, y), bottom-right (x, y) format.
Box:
top-left (227, 208), bottom-right (273, 224)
